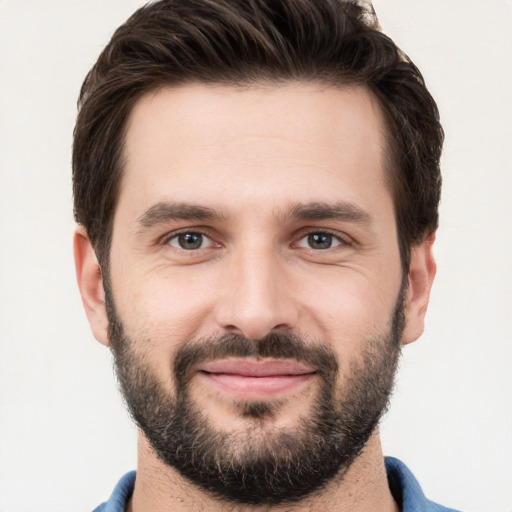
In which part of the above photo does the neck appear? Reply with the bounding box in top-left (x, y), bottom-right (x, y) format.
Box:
top-left (128, 430), bottom-right (399, 512)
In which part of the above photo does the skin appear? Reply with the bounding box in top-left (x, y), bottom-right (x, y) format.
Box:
top-left (75, 83), bottom-right (436, 511)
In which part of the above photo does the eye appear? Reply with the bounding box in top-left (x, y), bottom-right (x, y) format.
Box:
top-left (167, 232), bottom-right (214, 250)
top-left (295, 232), bottom-right (344, 250)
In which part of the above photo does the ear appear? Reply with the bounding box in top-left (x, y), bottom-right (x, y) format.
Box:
top-left (74, 226), bottom-right (109, 346)
top-left (402, 233), bottom-right (437, 345)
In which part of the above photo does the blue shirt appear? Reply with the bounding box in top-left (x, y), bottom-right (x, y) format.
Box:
top-left (93, 457), bottom-right (461, 511)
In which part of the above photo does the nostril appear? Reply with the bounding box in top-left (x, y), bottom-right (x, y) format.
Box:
top-left (224, 324), bottom-right (243, 334)
top-left (272, 323), bottom-right (291, 332)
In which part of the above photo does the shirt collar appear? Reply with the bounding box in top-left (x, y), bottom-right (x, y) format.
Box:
top-left (96, 459), bottom-right (460, 511)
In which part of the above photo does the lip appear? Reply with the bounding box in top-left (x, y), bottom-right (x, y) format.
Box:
top-left (196, 359), bottom-right (316, 398)
top-left (199, 359), bottom-right (313, 376)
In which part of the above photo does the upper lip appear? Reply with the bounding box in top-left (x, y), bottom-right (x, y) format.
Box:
top-left (198, 359), bottom-right (315, 377)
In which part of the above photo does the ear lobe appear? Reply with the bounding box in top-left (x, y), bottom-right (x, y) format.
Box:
top-left (74, 226), bottom-right (109, 346)
top-left (402, 234), bottom-right (437, 345)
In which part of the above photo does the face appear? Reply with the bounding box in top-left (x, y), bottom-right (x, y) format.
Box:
top-left (76, 83), bottom-right (434, 505)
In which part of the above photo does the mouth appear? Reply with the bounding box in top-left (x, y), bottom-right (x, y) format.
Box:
top-left (196, 359), bottom-right (317, 399)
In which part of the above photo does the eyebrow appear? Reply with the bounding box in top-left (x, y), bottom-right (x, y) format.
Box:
top-left (137, 202), bottom-right (221, 229)
top-left (136, 200), bottom-right (372, 231)
top-left (284, 201), bottom-right (371, 224)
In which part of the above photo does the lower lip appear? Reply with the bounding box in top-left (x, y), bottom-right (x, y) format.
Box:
top-left (199, 372), bottom-right (315, 398)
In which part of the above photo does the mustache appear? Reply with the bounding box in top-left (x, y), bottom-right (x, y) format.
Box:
top-left (173, 332), bottom-right (339, 386)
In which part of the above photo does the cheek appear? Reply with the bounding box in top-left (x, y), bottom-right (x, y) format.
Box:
top-left (112, 271), bottom-right (216, 372)
top-left (299, 268), bottom-right (401, 349)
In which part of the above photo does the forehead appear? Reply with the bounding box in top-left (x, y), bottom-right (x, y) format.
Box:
top-left (118, 82), bottom-right (391, 221)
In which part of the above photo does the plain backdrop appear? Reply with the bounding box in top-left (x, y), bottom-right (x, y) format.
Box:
top-left (0, 1), bottom-right (511, 511)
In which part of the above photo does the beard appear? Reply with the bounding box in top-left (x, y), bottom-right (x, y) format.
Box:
top-left (106, 286), bottom-right (405, 506)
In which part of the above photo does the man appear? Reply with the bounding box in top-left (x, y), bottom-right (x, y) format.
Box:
top-left (72, 0), bottom-right (459, 510)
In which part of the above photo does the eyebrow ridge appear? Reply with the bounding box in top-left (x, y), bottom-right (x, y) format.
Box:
top-left (137, 202), bottom-right (221, 229)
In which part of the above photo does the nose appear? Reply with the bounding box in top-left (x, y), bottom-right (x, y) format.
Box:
top-left (213, 245), bottom-right (299, 340)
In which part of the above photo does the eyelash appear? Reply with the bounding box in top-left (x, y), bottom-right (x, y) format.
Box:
top-left (293, 229), bottom-right (353, 250)
top-left (162, 229), bottom-right (218, 250)
top-left (161, 228), bottom-right (352, 252)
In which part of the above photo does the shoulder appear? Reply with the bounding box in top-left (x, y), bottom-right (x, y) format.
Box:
top-left (385, 457), bottom-right (462, 512)
top-left (92, 471), bottom-right (136, 512)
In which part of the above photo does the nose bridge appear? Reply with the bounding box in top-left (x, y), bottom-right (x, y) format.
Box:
top-left (214, 238), bottom-right (297, 339)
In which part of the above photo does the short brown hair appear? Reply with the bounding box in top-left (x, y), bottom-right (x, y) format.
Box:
top-left (73, 0), bottom-right (443, 270)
